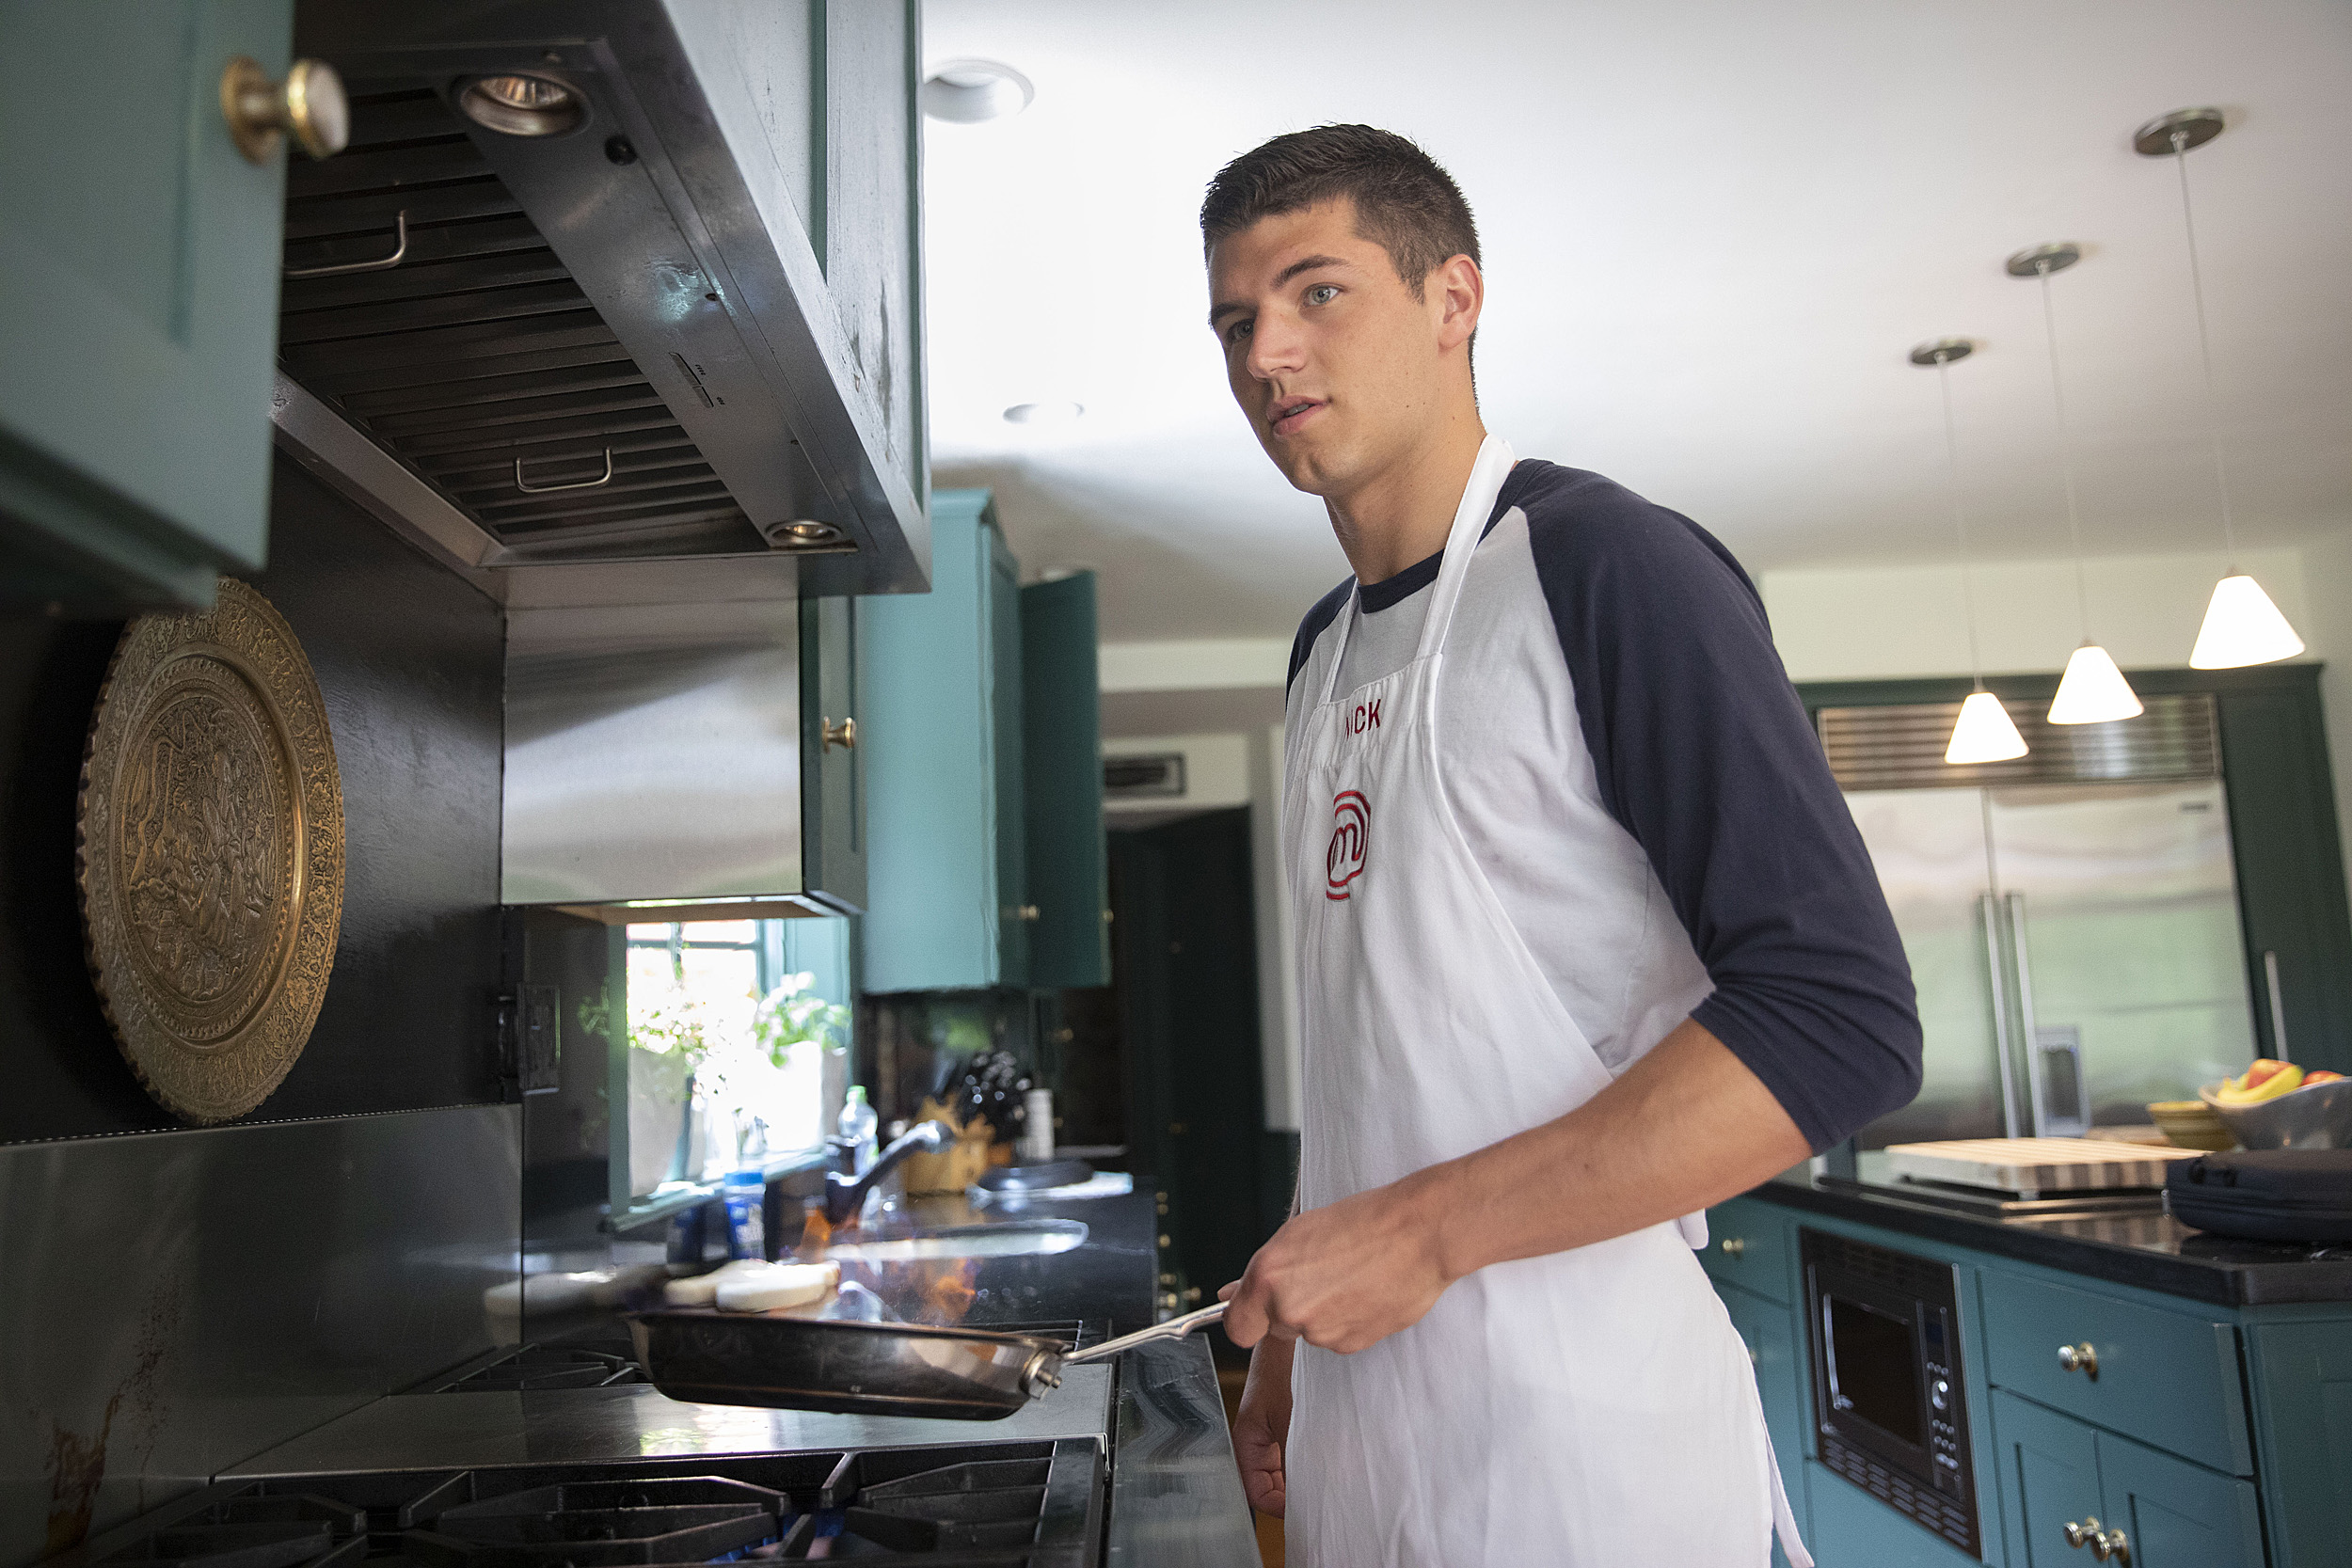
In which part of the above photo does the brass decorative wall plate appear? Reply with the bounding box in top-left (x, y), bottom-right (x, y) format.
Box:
top-left (76, 579), bottom-right (344, 1123)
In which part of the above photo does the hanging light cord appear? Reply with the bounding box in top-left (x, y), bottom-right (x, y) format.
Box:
top-left (1934, 352), bottom-right (1985, 689)
top-left (2035, 262), bottom-right (2093, 641)
top-left (2171, 130), bottom-right (2238, 569)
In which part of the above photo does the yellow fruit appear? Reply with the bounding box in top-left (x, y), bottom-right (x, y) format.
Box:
top-left (2216, 1060), bottom-right (2305, 1104)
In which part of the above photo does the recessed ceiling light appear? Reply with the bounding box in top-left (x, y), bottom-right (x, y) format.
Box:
top-left (921, 59), bottom-right (1034, 123)
top-left (1003, 401), bottom-right (1083, 425)
top-left (456, 74), bottom-right (584, 136)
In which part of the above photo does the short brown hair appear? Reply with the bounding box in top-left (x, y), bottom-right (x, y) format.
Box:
top-left (1200, 125), bottom-right (1480, 299)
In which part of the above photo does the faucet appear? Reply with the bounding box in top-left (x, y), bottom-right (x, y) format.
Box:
top-left (822, 1120), bottom-right (950, 1226)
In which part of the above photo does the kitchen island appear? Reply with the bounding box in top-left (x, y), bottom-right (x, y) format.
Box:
top-left (1709, 1163), bottom-right (2352, 1568)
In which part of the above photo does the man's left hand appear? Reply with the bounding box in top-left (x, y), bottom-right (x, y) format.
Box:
top-left (1218, 1173), bottom-right (1453, 1354)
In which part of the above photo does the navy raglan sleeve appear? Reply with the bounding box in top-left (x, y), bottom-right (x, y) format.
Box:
top-left (1517, 466), bottom-right (1921, 1151)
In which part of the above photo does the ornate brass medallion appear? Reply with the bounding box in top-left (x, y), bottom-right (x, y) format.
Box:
top-left (77, 579), bottom-right (344, 1123)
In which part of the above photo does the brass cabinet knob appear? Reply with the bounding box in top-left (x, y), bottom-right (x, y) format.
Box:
top-left (822, 717), bottom-right (857, 751)
top-left (1157, 1234), bottom-right (1172, 1249)
top-left (2057, 1341), bottom-right (2100, 1379)
top-left (2064, 1516), bottom-right (2101, 1549)
top-left (1719, 1237), bottom-right (1747, 1258)
top-left (1184, 1286), bottom-right (1203, 1305)
top-left (221, 55), bottom-right (348, 164)
top-left (1018, 904), bottom-right (1041, 922)
top-left (2090, 1528), bottom-right (2130, 1563)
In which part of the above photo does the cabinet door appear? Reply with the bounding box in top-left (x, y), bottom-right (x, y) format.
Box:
top-left (801, 595), bottom-right (865, 911)
top-left (2094, 1429), bottom-right (2263, 1568)
top-left (1020, 572), bottom-right (1109, 989)
top-left (862, 492), bottom-right (1002, 990)
top-left (2244, 1321), bottom-right (2352, 1568)
top-left (1719, 1284), bottom-right (1810, 1549)
top-left (986, 526), bottom-right (1028, 986)
top-left (0, 0), bottom-right (292, 609)
top-left (1990, 1390), bottom-right (2104, 1568)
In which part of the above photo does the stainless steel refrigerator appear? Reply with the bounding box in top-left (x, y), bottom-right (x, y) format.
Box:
top-left (1821, 694), bottom-right (2258, 1148)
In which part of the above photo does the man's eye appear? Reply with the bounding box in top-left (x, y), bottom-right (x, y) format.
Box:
top-left (1305, 284), bottom-right (1339, 306)
top-left (1226, 320), bottom-right (1254, 345)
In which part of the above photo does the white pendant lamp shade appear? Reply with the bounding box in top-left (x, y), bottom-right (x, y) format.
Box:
top-left (2190, 574), bottom-right (2305, 670)
top-left (1947, 691), bottom-right (2029, 765)
top-left (2047, 643), bottom-right (2144, 725)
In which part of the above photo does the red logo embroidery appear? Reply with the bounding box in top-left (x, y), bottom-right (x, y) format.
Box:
top-left (1346, 697), bottom-right (1382, 736)
top-left (1326, 790), bottom-right (1370, 901)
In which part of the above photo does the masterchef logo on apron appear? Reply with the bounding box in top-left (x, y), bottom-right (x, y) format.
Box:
top-left (1326, 789), bottom-right (1369, 900)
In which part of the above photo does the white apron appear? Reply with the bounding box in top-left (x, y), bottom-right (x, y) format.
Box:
top-left (1281, 435), bottom-right (1810, 1568)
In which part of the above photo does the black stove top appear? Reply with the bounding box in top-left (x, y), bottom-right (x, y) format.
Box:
top-left (57, 1441), bottom-right (1102, 1567)
top-left (414, 1323), bottom-right (1096, 1399)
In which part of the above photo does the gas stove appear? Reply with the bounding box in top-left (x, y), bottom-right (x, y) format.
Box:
top-left (52, 1440), bottom-right (1103, 1566)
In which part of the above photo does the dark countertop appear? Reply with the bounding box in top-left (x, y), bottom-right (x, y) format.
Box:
top-left (1747, 1163), bottom-right (2352, 1308)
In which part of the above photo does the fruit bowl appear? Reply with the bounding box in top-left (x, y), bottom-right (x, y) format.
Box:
top-left (2197, 1076), bottom-right (2352, 1150)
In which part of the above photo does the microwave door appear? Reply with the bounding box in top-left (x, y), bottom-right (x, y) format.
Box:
top-left (1822, 1293), bottom-right (1924, 1451)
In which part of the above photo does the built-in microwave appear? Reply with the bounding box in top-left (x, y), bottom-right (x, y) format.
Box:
top-left (1801, 1227), bottom-right (1982, 1559)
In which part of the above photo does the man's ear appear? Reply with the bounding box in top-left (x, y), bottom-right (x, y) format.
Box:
top-left (1433, 254), bottom-right (1483, 353)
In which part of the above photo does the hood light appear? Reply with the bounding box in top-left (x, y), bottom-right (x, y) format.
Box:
top-left (764, 519), bottom-right (846, 548)
top-left (921, 59), bottom-right (1033, 123)
top-left (457, 74), bottom-right (583, 137)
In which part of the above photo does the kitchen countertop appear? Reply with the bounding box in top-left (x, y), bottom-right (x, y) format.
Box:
top-left (1747, 1160), bottom-right (2352, 1307)
top-left (1104, 1338), bottom-right (1260, 1567)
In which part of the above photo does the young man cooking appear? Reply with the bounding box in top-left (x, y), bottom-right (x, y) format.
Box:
top-left (1206, 126), bottom-right (1923, 1567)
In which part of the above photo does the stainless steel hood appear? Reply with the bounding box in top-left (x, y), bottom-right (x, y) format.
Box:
top-left (274, 0), bottom-right (929, 600)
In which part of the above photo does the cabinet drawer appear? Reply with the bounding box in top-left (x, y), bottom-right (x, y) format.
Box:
top-left (1701, 1197), bottom-right (1792, 1304)
top-left (1979, 1271), bottom-right (2249, 1475)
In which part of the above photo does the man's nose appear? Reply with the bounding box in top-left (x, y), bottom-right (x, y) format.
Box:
top-left (1246, 310), bottom-right (1307, 382)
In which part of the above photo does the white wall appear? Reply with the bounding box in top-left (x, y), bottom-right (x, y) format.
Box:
top-left (1761, 541), bottom-right (2351, 895)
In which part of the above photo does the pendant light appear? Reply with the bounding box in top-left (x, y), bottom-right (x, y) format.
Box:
top-left (2006, 243), bottom-right (2143, 725)
top-left (1913, 339), bottom-right (2027, 765)
top-left (2136, 107), bottom-right (2305, 669)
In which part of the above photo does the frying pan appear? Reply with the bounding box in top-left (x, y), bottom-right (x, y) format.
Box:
top-left (624, 1301), bottom-right (1227, 1419)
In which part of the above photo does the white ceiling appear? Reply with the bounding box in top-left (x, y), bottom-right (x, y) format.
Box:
top-left (918, 0), bottom-right (2352, 645)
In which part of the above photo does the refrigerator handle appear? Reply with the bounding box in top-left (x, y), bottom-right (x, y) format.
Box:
top-left (2264, 951), bottom-right (2291, 1063)
top-left (2009, 891), bottom-right (2055, 1137)
top-left (1981, 892), bottom-right (2024, 1140)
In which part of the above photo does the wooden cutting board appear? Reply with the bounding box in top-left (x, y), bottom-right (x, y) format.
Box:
top-left (1883, 1137), bottom-right (2202, 1195)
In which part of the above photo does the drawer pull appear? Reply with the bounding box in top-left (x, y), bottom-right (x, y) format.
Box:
top-left (2090, 1527), bottom-right (2130, 1563)
top-left (2056, 1340), bottom-right (2100, 1379)
top-left (2064, 1516), bottom-right (2101, 1549)
top-left (1718, 1237), bottom-right (1746, 1258)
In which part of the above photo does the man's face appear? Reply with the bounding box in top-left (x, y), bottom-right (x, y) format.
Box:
top-left (1207, 199), bottom-right (1460, 500)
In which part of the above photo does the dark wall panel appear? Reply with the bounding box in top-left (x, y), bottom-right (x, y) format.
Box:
top-left (0, 453), bottom-right (506, 1142)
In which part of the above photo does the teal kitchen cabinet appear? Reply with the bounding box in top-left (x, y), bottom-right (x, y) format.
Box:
top-left (863, 490), bottom-right (1110, 990)
top-left (801, 595), bottom-right (866, 911)
top-left (2243, 1321), bottom-right (2352, 1567)
top-left (1, 0), bottom-right (301, 610)
top-left (864, 491), bottom-right (1022, 990)
top-left (1021, 572), bottom-right (1111, 988)
top-left (1990, 1389), bottom-right (2264, 1568)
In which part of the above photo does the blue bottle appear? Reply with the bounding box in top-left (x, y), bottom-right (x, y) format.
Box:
top-left (722, 1168), bottom-right (766, 1260)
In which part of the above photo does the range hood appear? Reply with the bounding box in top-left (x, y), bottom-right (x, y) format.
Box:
top-left (271, 0), bottom-right (929, 600)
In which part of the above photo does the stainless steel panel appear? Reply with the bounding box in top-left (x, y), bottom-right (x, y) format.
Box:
top-left (223, 1368), bottom-right (1114, 1475)
top-left (1988, 781), bottom-right (2256, 1125)
top-left (1843, 788), bottom-right (2010, 1147)
top-left (1104, 1338), bottom-right (1260, 1567)
top-left (0, 1106), bottom-right (519, 1564)
top-left (501, 598), bottom-right (803, 904)
top-left (1820, 693), bottom-right (2218, 791)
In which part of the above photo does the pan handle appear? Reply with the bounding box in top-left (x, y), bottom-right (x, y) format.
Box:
top-left (1061, 1301), bottom-right (1227, 1365)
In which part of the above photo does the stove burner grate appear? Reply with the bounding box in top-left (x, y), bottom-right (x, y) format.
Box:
top-left (426, 1343), bottom-right (645, 1395)
top-left (56, 1441), bottom-right (1102, 1568)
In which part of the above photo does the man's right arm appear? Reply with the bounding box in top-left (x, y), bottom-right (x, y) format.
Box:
top-left (1230, 1329), bottom-right (1294, 1516)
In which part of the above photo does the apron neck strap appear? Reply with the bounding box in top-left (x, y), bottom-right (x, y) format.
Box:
top-left (1414, 434), bottom-right (1517, 662)
top-left (1313, 434), bottom-right (1518, 707)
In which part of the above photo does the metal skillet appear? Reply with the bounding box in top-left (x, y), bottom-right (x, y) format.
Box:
top-left (624, 1301), bottom-right (1227, 1419)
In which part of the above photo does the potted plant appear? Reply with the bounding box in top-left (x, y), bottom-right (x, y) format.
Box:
top-left (748, 972), bottom-right (853, 1151)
